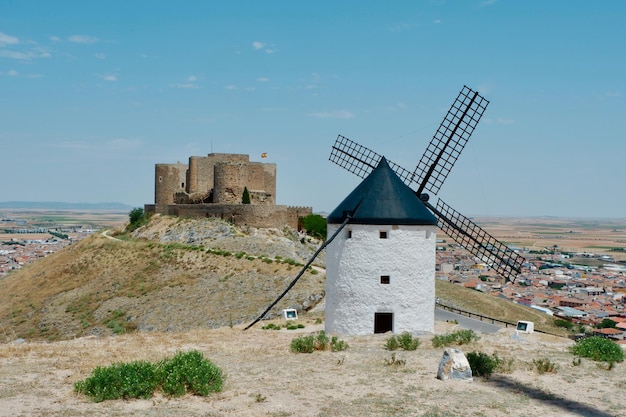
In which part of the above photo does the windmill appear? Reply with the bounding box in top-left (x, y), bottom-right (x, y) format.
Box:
top-left (244, 85), bottom-right (524, 332)
top-left (328, 85), bottom-right (525, 283)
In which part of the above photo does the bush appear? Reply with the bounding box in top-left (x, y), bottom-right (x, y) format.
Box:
top-left (301, 214), bottom-right (327, 240)
top-left (385, 332), bottom-right (419, 351)
top-left (466, 351), bottom-right (498, 379)
top-left (74, 360), bottom-right (159, 402)
top-left (74, 350), bottom-right (223, 402)
top-left (158, 350), bottom-right (224, 397)
top-left (432, 330), bottom-right (479, 348)
top-left (570, 336), bottom-right (624, 363)
top-left (554, 319), bottom-right (574, 330)
top-left (126, 208), bottom-right (148, 232)
top-left (384, 336), bottom-right (399, 351)
top-left (532, 358), bottom-right (558, 374)
top-left (290, 331), bottom-right (348, 353)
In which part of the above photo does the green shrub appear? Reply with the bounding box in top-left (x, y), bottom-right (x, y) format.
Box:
top-left (532, 358), bottom-right (558, 374)
top-left (290, 335), bottom-right (315, 353)
top-left (330, 336), bottom-right (349, 352)
top-left (385, 332), bottom-right (419, 351)
top-left (384, 336), bottom-right (400, 351)
top-left (432, 330), bottom-right (479, 348)
top-left (74, 350), bottom-right (223, 402)
top-left (290, 331), bottom-right (348, 353)
top-left (570, 336), bottom-right (624, 363)
top-left (74, 360), bottom-right (159, 402)
top-left (466, 351), bottom-right (498, 379)
top-left (158, 350), bottom-right (224, 397)
top-left (261, 323), bottom-right (281, 330)
top-left (554, 319), bottom-right (574, 330)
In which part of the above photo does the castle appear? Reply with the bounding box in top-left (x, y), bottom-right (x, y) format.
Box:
top-left (144, 153), bottom-right (312, 229)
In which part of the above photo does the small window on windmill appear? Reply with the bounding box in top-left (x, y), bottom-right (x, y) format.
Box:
top-left (347, 230), bottom-right (352, 239)
top-left (283, 309), bottom-right (298, 321)
top-left (380, 275), bottom-right (390, 284)
top-left (181, 182), bottom-right (185, 188)
top-left (379, 231), bottom-right (388, 239)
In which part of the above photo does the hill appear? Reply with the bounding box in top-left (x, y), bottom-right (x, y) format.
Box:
top-left (2, 215), bottom-right (625, 416)
top-left (0, 214), bottom-right (565, 342)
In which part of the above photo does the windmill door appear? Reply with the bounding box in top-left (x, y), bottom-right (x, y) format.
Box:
top-left (374, 312), bottom-right (393, 333)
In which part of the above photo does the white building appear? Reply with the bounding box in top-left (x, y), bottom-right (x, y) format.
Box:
top-left (325, 158), bottom-right (438, 336)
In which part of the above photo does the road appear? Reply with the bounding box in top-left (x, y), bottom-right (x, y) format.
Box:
top-left (435, 307), bottom-right (503, 334)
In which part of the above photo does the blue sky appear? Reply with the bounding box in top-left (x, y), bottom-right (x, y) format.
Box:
top-left (1, 1), bottom-right (624, 218)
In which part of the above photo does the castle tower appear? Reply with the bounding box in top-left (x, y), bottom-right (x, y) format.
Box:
top-left (213, 161), bottom-right (248, 204)
top-left (325, 158), bottom-right (438, 336)
top-left (155, 163), bottom-right (188, 205)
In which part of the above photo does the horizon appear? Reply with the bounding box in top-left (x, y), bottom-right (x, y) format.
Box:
top-left (1, 200), bottom-right (626, 221)
top-left (1, 1), bottom-right (624, 218)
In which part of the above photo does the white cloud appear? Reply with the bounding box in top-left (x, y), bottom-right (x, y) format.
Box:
top-left (49, 36), bottom-right (62, 42)
top-left (433, 19), bottom-right (442, 24)
top-left (0, 32), bottom-right (19, 46)
top-left (224, 85), bottom-right (237, 90)
top-left (256, 77), bottom-right (269, 82)
top-left (252, 41), bottom-right (276, 54)
top-left (0, 47), bottom-right (50, 60)
top-left (308, 110), bottom-right (355, 119)
top-left (7, 70), bottom-right (18, 76)
top-left (606, 91), bottom-right (622, 97)
top-left (67, 35), bottom-right (99, 44)
top-left (95, 52), bottom-right (106, 59)
top-left (171, 83), bottom-right (199, 89)
top-left (187, 75), bottom-right (197, 82)
top-left (102, 74), bottom-right (117, 81)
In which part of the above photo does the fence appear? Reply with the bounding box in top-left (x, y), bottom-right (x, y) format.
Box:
top-left (436, 303), bottom-right (557, 336)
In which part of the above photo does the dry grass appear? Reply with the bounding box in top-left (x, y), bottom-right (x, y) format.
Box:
top-left (1, 321), bottom-right (625, 416)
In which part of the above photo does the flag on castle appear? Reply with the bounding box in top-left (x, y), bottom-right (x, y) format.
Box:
top-left (261, 152), bottom-right (268, 158)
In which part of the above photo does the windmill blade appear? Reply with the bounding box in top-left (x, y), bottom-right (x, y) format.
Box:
top-left (415, 86), bottom-right (489, 196)
top-left (329, 135), bottom-right (419, 186)
top-left (425, 198), bottom-right (524, 282)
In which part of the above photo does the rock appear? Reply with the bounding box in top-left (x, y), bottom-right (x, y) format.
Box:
top-left (436, 348), bottom-right (473, 382)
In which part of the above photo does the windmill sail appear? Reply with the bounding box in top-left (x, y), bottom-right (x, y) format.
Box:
top-left (329, 85), bottom-right (524, 282)
top-left (330, 135), bottom-right (419, 187)
top-left (414, 85), bottom-right (489, 196)
top-left (426, 198), bottom-right (524, 282)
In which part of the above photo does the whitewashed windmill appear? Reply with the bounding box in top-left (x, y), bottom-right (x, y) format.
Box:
top-left (245, 86), bottom-right (524, 334)
top-left (325, 157), bottom-right (438, 335)
top-left (325, 86), bottom-right (525, 335)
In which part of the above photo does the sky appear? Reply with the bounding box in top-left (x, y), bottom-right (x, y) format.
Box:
top-left (1, 1), bottom-right (625, 218)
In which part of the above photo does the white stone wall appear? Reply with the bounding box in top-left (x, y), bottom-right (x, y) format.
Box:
top-left (325, 223), bottom-right (436, 336)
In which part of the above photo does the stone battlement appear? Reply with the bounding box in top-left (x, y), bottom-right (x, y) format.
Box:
top-left (147, 152), bottom-right (311, 229)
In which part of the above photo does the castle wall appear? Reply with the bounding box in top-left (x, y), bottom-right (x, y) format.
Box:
top-left (155, 163), bottom-right (188, 205)
top-left (147, 204), bottom-right (312, 229)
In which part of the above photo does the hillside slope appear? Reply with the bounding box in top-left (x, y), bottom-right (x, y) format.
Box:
top-left (0, 215), bottom-right (565, 342)
top-left (0, 216), bottom-right (325, 341)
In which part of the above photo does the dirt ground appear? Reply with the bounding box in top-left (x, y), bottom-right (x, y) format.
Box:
top-left (1, 318), bottom-right (624, 417)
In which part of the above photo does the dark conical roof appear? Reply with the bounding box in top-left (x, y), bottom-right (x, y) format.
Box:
top-left (327, 157), bottom-right (438, 226)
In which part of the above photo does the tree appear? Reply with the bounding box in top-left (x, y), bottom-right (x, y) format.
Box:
top-left (127, 207), bottom-right (146, 232)
top-left (241, 187), bottom-right (251, 204)
top-left (129, 207), bottom-right (144, 224)
top-left (301, 214), bottom-right (326, 240)
top-left (596, 318), bottom-right (617, 329)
